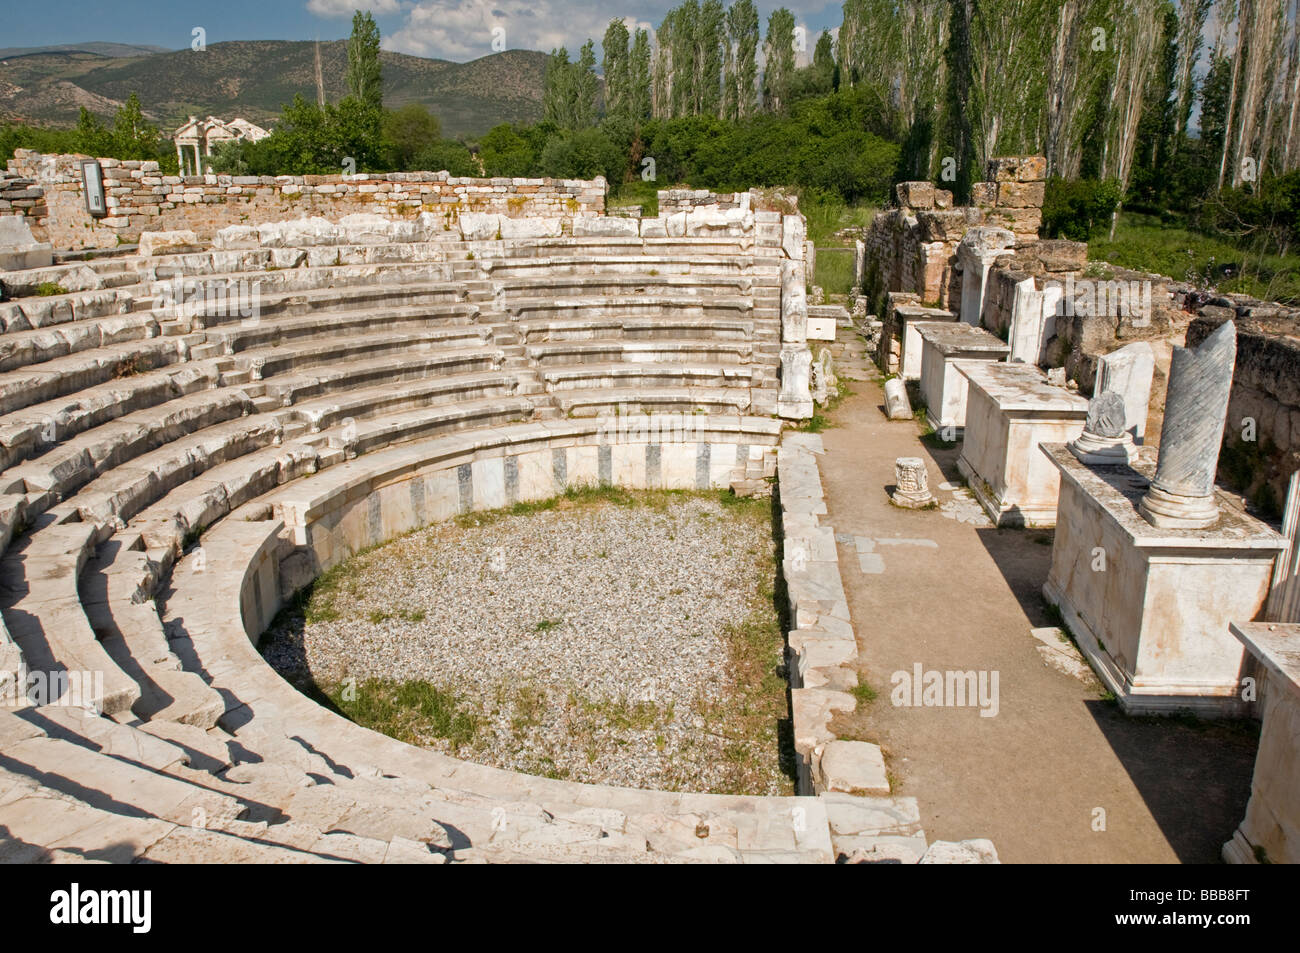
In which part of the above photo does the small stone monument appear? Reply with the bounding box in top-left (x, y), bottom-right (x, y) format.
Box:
top-left (1095, 341), bottom-right (1155, 444)
top-left (884, 377), bottom-right (912, 420)
top-left (1139, 321), bottom-right (1236, 529)
top-left (1068, 391), bottom-right (1137, 465)
top-left (891, 457), bottom-right (934, 508)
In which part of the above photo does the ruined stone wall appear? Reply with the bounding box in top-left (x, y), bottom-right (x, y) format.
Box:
top-left (658, 188), bottom-right (746, 214)
top-left (7, 150), bottom-right (607, 249)
top-left (0, 170), bottom-right (47, 224)
top-left (860, 156), bottom-right (1047, 314)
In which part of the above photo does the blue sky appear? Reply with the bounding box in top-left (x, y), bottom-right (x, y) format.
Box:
top-left (5, 0), bottom-right (846, 63)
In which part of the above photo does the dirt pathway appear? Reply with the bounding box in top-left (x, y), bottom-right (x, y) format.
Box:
top-left (812, 347), bottom-right (1257, 863)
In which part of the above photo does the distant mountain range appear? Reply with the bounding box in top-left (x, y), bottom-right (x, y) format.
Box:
top-left (0, 40), bottom-right (548, 139)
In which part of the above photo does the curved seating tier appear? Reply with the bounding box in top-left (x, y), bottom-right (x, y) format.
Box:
top-left (0, 222), bottom-right (908, 864)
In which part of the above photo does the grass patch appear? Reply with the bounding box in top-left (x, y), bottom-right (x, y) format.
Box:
top-left (851, 682), bottom-right (878, 705)
top-left (814, 247), bottom-right (856, 296)
top-left (607, 178), bottom-right (659, 218)
top-left (35, 281), bottom-right (69, 296)
top-left (324, 677), bottom-right (478, 750)
top-left (803, 198), bottom-right (877, 246)
top-left (1090, 211), bottom-right (1300, 305)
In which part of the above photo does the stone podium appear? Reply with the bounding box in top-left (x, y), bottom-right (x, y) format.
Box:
top-left (955, 362), bottom-right (1088, 527)
top-left (915, 321), bottom-right (1009, 436)
top-left (1223, 621), bottom-right (1300, 864)
top-left (1041, 445), bottom-right (1285, 714)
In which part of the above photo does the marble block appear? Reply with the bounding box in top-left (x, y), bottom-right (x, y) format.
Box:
top-left (1223, 621), bottom-right (1300, 864)
top-left (1042, 444), bottom-right (1285, 715)
top-left (778, 345), bottom-right (814, 419)
top-left (916, 322), bottom-right (1010, 435)
top-left (956, 362), bottom-right (1088, 527)
top-left (895, 303), bottom-right (958, 380)
top-left (0, 214), bottom-right (53, 271)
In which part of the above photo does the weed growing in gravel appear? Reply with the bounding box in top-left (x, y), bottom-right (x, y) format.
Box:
top-left (325, 677), bottom-right (478, 750)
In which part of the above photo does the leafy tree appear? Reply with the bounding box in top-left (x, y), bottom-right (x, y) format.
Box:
top-left (74, 107), bottom-right (112, 157)
top-left (1042, 176), bottom-right (1124, 241)
top-left (812, 30), bottom-right (836, 93)
top-left (479, 124), bottom-right (538, 177)
top-left (696, 0), bottom-right (726, 116)
top-left (724, 0), bottom-right (759, 121)
top-left (603, 19), bottom-right (631, 121)
top-left (347, 10), bottom-right (383, 110)
top-left (762, 8), bottom-right (795, 113)
top-left (540, 126), bottom-right (622, 180)
top-left (543, 43), bottom-right (599, 129)
top-left (112, 93), bottom-right (161, 160)
top-left (412, 139), bottom-right (477, 176)
top-left (629, 28), bottom-right (653, 121)
top-left (383, 103), bottom-right (441, 170)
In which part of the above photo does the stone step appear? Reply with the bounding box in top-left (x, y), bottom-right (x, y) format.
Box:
top-left (0, 312), bottom-right (159, 375)
top-left (0, 336), bottom-right (186, 418)
top-left (1, 730), bottom-right (245, 827)
top-left (2, 386), bottom-right (254, 503)
top-left (235, 332), bottom-right (502, 384)
top-left (507, 295), bottom-right (752, 324)
top-left (188, 278), bottom-right (467, 329)
top-left (136, 720), bottom-right (235, 774)
top-left (11, 705), bottom-right (189, 772)
top-left (526, 340), bottom-right (753, 367)
top-left (350, 397), bottom-right (536, 456)
top-left (284, 371), bottom-right (520, 434)
top-left (204, 302), bottom-right (482, 356)
top-left (517, 316), bottom-right (754, 344)
top-left (554, 386), bottom-right (751, 418)
top-left (541, 362), bottom-right (754, 392)
top-left (489, 272), bottom-right (754, 298)
top-left (0, 519), bottom-right (141, 715)
top-left (80, 538), bottom-right (225, 727)
top-left (0, 288), bottom-right (132, 334)
top-left (0, 766), bottom-right (178, 863)
top-left (63, 414), bottom-right (284, 530)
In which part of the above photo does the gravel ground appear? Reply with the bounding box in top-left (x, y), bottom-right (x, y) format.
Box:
top-left (261, 491), bottom-right (794, 795)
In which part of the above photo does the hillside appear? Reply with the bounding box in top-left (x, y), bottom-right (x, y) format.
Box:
top-left (0, 40), bottom-right (547, 138)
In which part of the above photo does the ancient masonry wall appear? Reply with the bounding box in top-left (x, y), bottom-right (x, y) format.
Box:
top-left (6, 149), bottom-right (607, 249)
top-left (861, 156), bottom-right (1047, 315)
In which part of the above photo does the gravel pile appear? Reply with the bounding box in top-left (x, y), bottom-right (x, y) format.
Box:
top-left (262, 493), bottom-right (792, 794)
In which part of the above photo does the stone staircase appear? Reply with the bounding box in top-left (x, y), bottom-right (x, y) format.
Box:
top-left (0, 217), bottom-right (951, 863)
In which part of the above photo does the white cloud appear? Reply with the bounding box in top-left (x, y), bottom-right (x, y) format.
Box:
top-left (307, 0), bottom-right (401, 18)
top-left (383, 0), bottom-right (658, 60)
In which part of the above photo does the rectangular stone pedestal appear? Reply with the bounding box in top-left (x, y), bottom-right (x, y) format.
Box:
top-left (1223, 622), bottom-right (1300, 863)
top-left (955, 363), bottom-right (1087, 526)
top-left (1042, 444), bottom-right (1285, 715)
top-left (916, 322), bottom-right (1009, 435)
top-left (895, 303), bottom-right (957, 380)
